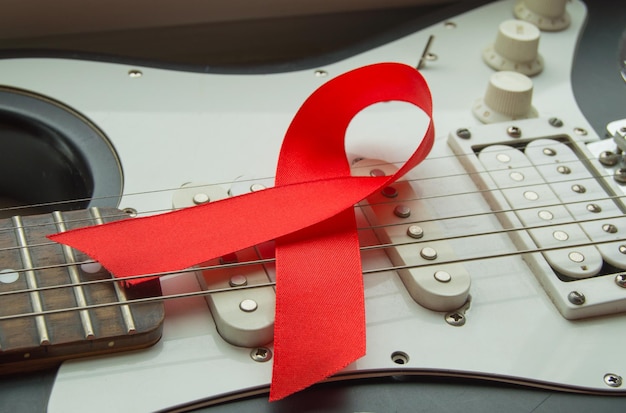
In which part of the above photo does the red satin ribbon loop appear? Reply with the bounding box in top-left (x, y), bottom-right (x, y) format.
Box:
top-left (49, 62), bottom-right (434, 401)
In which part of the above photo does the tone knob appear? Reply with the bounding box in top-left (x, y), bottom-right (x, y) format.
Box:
top-left (473, 71), bottom-right (538, 124)
top-left (483, 20), bottom-right (543, 76)
top-left (514, 0), bottom-right (570, 31)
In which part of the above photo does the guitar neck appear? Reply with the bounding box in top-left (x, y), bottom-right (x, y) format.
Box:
top-left (0, 208), bottom-right (164, 374)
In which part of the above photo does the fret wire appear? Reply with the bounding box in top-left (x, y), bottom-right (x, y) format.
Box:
top-left (11, 216), bottom-right (51, 346)
top-left (1, 238), bottom-right (626, 324)
top-left (52, 211), bottom-right (96, 340)
top-left (90, 207), bottom-right (137, 335)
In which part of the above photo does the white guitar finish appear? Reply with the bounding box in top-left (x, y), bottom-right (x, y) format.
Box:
top-left (0, 0), bottom-right (623, 411)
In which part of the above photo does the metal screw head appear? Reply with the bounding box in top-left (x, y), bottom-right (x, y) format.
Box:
top-left (599, 151), bottom-right (620, 166)
top-left (250, 347), bottom-right (272, 362)
top-left (604, 373), bottom-right (623, 388)
top-left (568, 291), bottom-right (586, 305)
top-left (574, 127), bottom-right (588, 136)
top-left (456, 128), bottom-right (471, 139)
top-left (445, 312), bottom-right (465, 326)
top-left (615, 273), bottom-right (626, 288)
top-left (128, 69), bottom-right (143, 78)
top-left (123, 207), bottom-right (138, 217)
top-left (614, 168), bottom-right (626, 184)
top-left (549, 117), bottom-right (563, 127)
top-left (314, 69), bottom-right (328, 77)
top-left (507, 126), bottom-right (522, 138)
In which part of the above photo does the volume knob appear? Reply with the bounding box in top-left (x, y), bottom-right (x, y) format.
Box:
top-left (514, 0), bottom-right (570, 31)
top-left (473, 71), bottom-right (538, 124)
top-left (483, 20), bottom-right (543, 76)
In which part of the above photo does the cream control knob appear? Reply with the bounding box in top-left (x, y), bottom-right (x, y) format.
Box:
top-left (473, 71), bottom-right (538, 124)
top-left (514, 0), bottom-right (570, 31)
top-left (483, 20), bottom-right (543, 76)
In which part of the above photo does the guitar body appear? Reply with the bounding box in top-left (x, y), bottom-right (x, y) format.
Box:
top-left (0, 0), bottom-right (625, 411)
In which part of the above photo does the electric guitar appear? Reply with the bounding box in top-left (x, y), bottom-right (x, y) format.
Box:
top-left (1, 0), bottom-right (625, 411)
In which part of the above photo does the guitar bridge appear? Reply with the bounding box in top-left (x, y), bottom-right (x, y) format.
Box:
top-left (449, 118), bottom-right (626, 319)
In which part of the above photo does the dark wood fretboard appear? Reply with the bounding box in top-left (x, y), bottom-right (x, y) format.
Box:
top-left (0, 207), bottom-right (164, 374)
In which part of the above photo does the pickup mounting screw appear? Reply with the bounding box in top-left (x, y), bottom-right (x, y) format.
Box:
top-left (456, 128), bottom-right (471, 139)
top-left (614, 168), bottom-right (626, 184)
top-left (445, 312), bottom-right (465, 326)
top-left (507, 126), bottom-right (522, 138)
top-left (568, 291), bottom-right (585, 305)
top-left (250, 347), bottom-right (272, 362)
top-left (599, 151), bottom-right (620, 166)
top-left (615, 273), bottom-right (626, 288)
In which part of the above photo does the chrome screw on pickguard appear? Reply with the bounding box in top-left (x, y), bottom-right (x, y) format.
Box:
top-left (548, 117), bottom-right (563, 127)
top-left (128, 69), bottom-right (143, 78)
top-left (314, 70), bottom-right (328, 77)
top-left (507, 126), bottom-right (522, 138)
top-left (599, 150), bottom-right (620, 166)
top-left (574, 127), bottom-right (588, 136)
top-left (604, 373), bottom-right (623, 388)
top-left (250, 347), bottom-right (272, 362)
top-left (122, 207), bottom-right (138, 217)
top-left (445, 312), bottom-right (465, 327)
top-left (568, 291), bottom-right (586, 305)
top-left (456, 128), bottom-right (472, 139)
top-left (615, 273), bottom-right (626, 288)
top-left (614, 168), bottom-right (626, 184)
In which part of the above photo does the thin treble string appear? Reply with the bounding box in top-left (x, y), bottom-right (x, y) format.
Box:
top-left (0, 151), bottom-right (622, 236)
top-left (0, 143), bottom-right (618, 216)
top-left (0, 186), bottom-right (623, 268)
top-left (1, 208), bottom-right (625, 301)
top-left (2, 236), bottom-right (626, 323)
top-left (0, 178), bottom-right (624, 260)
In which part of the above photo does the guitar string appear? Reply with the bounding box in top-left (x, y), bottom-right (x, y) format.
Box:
top-left (0, 205), bottom-right (624, 301)
top-left (0, 182), bottom-right (624, 262)
top-left (0, 146), bottom-right (622, 234)
top-left (0, 150), bottom-right (623, 273)
top-left (1, 236), bottom-right (626, 323)
top-left (0, 143), bottom-right (619, 216)
top-left (0, 145), bottom-right (624, 317)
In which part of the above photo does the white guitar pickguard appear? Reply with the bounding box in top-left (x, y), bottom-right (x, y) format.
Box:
top-left (0, 1), bottom-right (623, 412)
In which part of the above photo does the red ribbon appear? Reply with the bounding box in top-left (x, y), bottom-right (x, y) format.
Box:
top-left (49, 62), bottom-right (434, 400)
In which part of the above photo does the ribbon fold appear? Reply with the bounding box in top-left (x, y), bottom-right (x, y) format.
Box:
top-left (49, 62), bottom-right (434, 400)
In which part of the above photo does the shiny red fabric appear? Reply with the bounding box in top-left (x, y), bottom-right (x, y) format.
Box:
top-left (49, 62), bottom-right (434, 400)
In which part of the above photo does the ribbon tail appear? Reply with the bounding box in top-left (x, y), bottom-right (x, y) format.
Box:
top-left (269, 209), bottom-right (365, 401)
